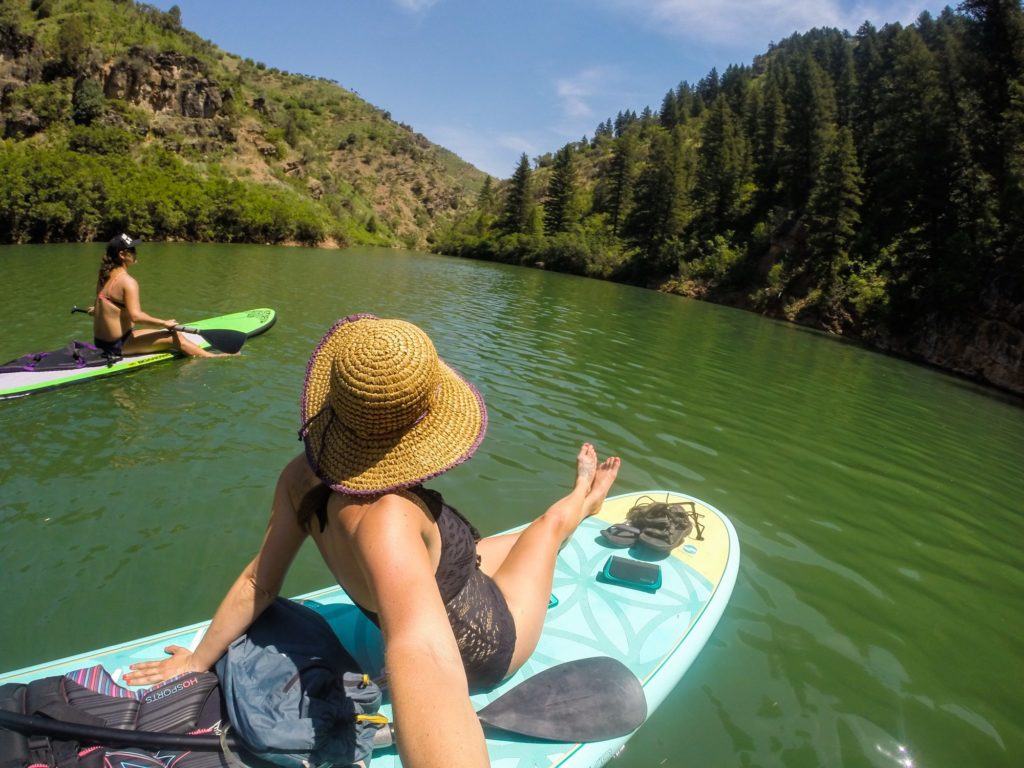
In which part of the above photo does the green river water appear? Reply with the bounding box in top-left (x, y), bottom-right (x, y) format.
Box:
top-left (1, 243), bottom-right (1022, 767)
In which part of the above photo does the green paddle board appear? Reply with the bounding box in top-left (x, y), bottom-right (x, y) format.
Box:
top-left (0, 308), bottom-right (276, 400)
top-left (0, 490), bottom-right (739, 766)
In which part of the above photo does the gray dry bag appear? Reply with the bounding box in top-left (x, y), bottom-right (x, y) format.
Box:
top-left (216, 598), bottom-right (384, 768)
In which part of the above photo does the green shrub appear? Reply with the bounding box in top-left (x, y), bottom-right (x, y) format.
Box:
top-left (678, 234), bottom-right (742, 283)
top-left (72, 79), bottom-right (106, 125)
top-left (9, 82), bottom-right (72, 130)
top-left (68, 124), bottom-right (135, 154)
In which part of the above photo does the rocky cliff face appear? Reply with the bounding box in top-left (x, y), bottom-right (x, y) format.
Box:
top-left (880, 290), bottom-right (1024, 395)
top-left (100, 48), bottom-right (224, 118)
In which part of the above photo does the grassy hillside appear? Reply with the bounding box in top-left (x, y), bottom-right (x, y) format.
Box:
top-left (0, 0), bottom-right (486, 247)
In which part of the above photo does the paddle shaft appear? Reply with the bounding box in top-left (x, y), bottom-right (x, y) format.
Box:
top-left (71, 306), bottom-right (246, 353)
top-left (73, 305), bottom-right (201, 332)
top-left (0, 709), bottom-right (239, 752)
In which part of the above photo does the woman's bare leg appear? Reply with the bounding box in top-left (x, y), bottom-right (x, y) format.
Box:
top-left (488, 444), bottom-right (620, 677)
top-left (123, 329), bottom-right (225, 358)
top-left (476, 533), bottom-right (522, 578)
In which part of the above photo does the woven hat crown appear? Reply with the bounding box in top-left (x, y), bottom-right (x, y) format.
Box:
top-left (327, 319), bottom-right (440, 438)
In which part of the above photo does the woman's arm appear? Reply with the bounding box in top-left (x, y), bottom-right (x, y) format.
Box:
top-left (354, 496), bottom-right (489, 768)
top-left (123, 471), bottom-right (308, 685)
top-left (121, 277), bottom-right (177, 330)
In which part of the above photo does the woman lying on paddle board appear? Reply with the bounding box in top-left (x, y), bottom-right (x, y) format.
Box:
top-left (124, 314), bottom-right (620, 768)
top-left (88, 234), bottom-right (224, 358)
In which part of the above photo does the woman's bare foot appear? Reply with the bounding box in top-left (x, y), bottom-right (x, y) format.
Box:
top-left (575, 443), bottom-right (597, 493)
top-left (583, 456), bottom-right (620, 516)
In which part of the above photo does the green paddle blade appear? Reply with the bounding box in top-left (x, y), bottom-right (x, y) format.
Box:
top-left (477, 657), bottom-right (646, 742)
top-left (176, 326), bottom-right (247, 354)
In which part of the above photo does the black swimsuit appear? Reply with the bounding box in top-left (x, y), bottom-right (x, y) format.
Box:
top-left (316, 486), bottom-right (517, 689)
top-left (93, 329), bottom-right (132, 357)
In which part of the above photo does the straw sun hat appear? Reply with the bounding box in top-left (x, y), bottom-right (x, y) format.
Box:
top-left (299, 314), bottom-right (487, 495)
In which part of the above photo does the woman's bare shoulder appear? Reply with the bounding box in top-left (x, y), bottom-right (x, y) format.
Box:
top-left (343, 491), bottom-right (430, 535)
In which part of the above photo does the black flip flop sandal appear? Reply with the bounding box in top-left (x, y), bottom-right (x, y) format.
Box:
top-left (637, 514), bottom-right (694, 552)
top-left (600, 523), bottom-right (640, 547)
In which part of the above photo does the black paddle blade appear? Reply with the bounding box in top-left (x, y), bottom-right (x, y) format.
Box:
top-left (477, 657), bottom-right (646, 743)
top-left (177, 326), bottom-right (247, 354)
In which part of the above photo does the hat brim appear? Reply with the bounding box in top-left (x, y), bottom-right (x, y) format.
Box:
top-left (300, 315), bottom-right (487, 495)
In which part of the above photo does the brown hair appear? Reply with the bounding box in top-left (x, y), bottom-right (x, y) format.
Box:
top-left (96, 246), bottom-right (128, 294)
top-left (296, 481), bottom-right (332, 532)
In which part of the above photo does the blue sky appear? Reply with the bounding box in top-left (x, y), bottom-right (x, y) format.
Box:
top-left (152, 0), bottom-right (949, 177)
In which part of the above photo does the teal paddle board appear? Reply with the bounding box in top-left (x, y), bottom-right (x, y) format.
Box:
top-left (0, 308), bottom-right (276, 400)
top-left (0, 490), bottom-right (739, 766)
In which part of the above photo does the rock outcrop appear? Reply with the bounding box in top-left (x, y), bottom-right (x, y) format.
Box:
top-left (881, 289), bottom-right (1024, 394)
top-left (101, 48), bottom-right (225, 119)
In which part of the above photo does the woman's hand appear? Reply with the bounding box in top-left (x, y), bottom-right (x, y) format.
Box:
top-left (123, 645), bottom-right (202, 687)
top-left (162, 318), bottom-right (178, 329)
top-left (86, 305), bottom-right (95, 316)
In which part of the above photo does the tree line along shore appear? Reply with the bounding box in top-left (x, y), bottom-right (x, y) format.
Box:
top-left (436, 2), bottom-right (1024, 395)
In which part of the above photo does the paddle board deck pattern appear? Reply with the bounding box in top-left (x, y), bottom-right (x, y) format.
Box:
top-left (0, 490), bottom-right (739, 768)
top-left (0, 308), bottom-right (276, 399)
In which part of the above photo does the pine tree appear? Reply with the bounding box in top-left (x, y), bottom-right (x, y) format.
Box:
top-left (614, 111), bottom-right (628, 137)
top-left (623, 128), bottom-right (690, 270)
top-left (1004, 76), bottom-right (1024, 263)
top-left (476, 175), bottom-right (496, 212)
top-left (852, 22), bottom-right (885, 161)
top-left (499, 154), bottom-right (533, 235)
top-left (834, 42), bottom-right (857, 127)
top-left (932, 17), bottom-right (1000, 284)
top-left (959, 0), bottom-right (1024, 266)
top-left (781, 53), bottom-right (837, 208)
top-left (755, 75), bottom-right (787, 199)
top-left (659, 90), bottom-right (678, 128)
top-left (721, 64), bottom-right (751, 113)
top-left (870, 26), bottom-right (955, 316)
top-left (694, 95), bottom-right (752, 231)
top-left (544, 145), bottom-right (579, 234)
top-left (697, 67), bottom-right (720, 107)
top-left (806, 126), bottom-right (863, 292)
top-left (676, 81), bottom-right (693, 123)
top-left (602, 131), bottom-right (639, 236)
top-left (166, 4), bottom-right (182, 30)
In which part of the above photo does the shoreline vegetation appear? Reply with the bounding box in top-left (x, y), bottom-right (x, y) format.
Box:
top-left (434, 2), bottom-right (1024, 397)
top-left (1, 0), bottom-right (1021, 395)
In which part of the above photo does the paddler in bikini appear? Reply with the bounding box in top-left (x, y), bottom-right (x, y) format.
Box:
top-left (88, 234), bottom-right (225, 358)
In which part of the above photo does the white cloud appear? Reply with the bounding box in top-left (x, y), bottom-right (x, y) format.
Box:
top-left (551, 65), bottom-right (637, 138)
top-left (555, 67), bottom-right (613, 120)
top-left (599, 0), bottom-right (930, 44)
top-left (392, 0), bottom-right (439, 12)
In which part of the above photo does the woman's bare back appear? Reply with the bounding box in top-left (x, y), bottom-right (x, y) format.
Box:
top-left (94, 271), bottom-right (132, 342)
top-left (282, 455), bottom-right (444, 614)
